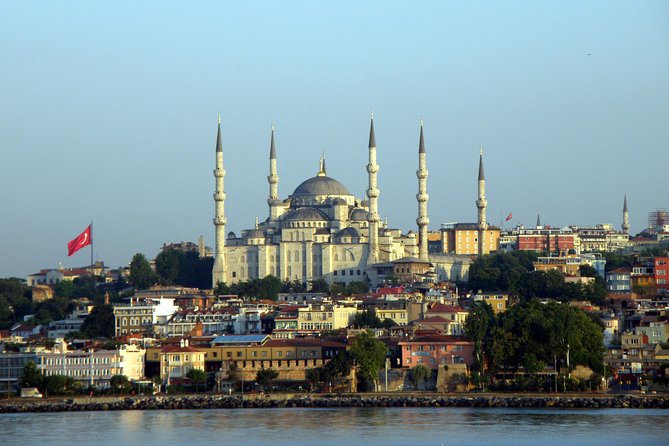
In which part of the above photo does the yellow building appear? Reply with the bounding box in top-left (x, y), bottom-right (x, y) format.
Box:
top-left (159, 340), bottom-right (206, 384)
top-left (147, 335), bottom-right (347, 382)
top-left (431, 224), bottom-right (500, 255)
top-left (374, 307), bottom-right (408, 326)
top-left (296, 304), bottom-right (358, 334)
top-left (471, 293), bottom-right (509, 314)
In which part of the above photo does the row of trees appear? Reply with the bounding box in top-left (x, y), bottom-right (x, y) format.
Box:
top-left (467, 252), bottom-right (608, 304)
top-left (129, 250), bottom-right (214, 291)
top-left (465, 300), bottom-right (605, 388)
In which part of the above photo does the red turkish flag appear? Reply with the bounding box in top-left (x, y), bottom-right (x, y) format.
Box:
top-left (67, 225), bottom-right (92, 256)
top-left (505, 213), bottom-right (513, 222)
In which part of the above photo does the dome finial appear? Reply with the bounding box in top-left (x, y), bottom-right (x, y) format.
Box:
top-left (317, 153), bottom-right (326, 176)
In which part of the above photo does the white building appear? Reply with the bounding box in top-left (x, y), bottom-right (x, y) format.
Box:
top-left (113, 297), bottom-right (179, 337)
top-left (34, 341), bottom-right (145, 387)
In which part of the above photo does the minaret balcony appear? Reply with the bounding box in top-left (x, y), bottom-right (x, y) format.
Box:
top-left (366, 165), bottom-right (379, 174)
top-left (214, 192), bottom-right (227, 201)
top-left (416, 171), bottom-right (428, 179)
top-left (416, 193), bottom-right (429, 202)
top-left (213, 217), bottom-right (228, 226)
top-left (213, 169), bottom-right (226, 178)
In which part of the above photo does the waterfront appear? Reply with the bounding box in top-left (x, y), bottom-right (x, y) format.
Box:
top-left (1, 407), bottom-right (667, 446)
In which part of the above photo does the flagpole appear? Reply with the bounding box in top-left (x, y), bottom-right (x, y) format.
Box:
top-left (90, 220), bottom-right (94, 276)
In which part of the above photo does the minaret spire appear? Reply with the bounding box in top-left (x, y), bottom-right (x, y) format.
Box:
top-left (476, 147), bottom-right (488, 255)
top-left (267, 123), bottom-right (279, 219)
top-left (366, 111), bottom-right (380, 265)
top-left (416, 120), bottom-right (429, 261)
top-left (212, 116), bottom-right (227, 287)
top-left (622, 195), bottom-right (630, 234)
top-left (536, 213), bottom-right (541, 228)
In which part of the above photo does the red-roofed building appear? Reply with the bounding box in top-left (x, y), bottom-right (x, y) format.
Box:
top-left (410, 316), bottom-right (453, 335)
top-left (399, 335), bottom-right (474, 369)
top-left (159, 339), bottom-right (205, 385)
top-left (425, 303), bottom-right (469, 335)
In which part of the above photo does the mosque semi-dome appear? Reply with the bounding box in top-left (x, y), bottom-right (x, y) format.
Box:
top-left (291, 175), bottom-right (351, 197)
top-left (284, 207), bottom-right (328, 222)
top-left (350, 208), bottom-right (370, 222)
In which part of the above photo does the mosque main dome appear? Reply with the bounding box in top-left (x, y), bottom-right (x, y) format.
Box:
top-left (291, 175), bottom-right (351, 197)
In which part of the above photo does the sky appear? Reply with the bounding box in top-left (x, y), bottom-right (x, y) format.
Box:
top-left (1, 1), bottom-right (668, 278)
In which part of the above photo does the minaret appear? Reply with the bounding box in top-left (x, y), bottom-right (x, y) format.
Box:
top-left (622, 195), bottom-right (630, 234)
top-left (267, 124), bottom-right (279, 219)
top-left (476, 148), bottom-right (488, 256)
top-left (416, 120), bottom-right (429, 261)
top-left (536, 213), bottom-right (542, 228)
top-left (212, 115), bottom-right (227, 288)
top-left (366, 112), bottom-right (380, 265)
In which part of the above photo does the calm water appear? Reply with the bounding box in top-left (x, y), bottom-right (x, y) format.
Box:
top-left (1, 407), bottom-right (667, 445)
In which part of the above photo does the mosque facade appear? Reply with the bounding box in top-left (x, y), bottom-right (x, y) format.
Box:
top-left (211, 116), bottom-right (477, 288)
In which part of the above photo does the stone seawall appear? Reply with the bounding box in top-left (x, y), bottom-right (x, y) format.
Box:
top-left (2, 394), bottom-right (669, 413)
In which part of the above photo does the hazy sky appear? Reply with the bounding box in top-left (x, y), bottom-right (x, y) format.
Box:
top-left (1, 1), bottom-right (668, 278)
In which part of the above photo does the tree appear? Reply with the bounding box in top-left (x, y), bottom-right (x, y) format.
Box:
top-left (257, 275), bottom-right (282, 300)
top-left (310, 278), bottom-right (330, 293)
top-left (186, 368), bottom-right (207, 393)
top-left (129, 253), bottom-right (159, 290)
top-left (409, 364), bottom-right (432, 390)
top-left (255, 368), bottom-right (279, 391)
top-left (21, 361), bottom-right (41, 388)
top-left (468, 251), bottom-right (537, 292)
top-left (486, 299), bottom-right (604, 379)
top-left (110, 374), bottom-right (131, 394)
top-left (350, 330), bottom-right (387, 391)
top-left (346, 281), bottom-right (369, 295)
top-left (464, 302), bottom-right (494, 386)
top-left (81, 304), bottom-right (115, 338)
top-left (53, 280), bottom-right (75, 298)
top-left (155, 248), bottom-right (181, 284)
top-left (351, 309), bottom-right (382, 328)
top-left (380, 318), bottom-right (396, 329)
top-left (43, 375), bottom-right (73, 396)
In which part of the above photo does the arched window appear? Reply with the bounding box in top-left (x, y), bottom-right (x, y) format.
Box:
top-left (287, 266), bottom-right (292, 277)
top-left (287, 251), bottom-right (292, 262)
top-left (295, 251), bottom-right (300, 262)
top-left (241, 267), bottom-right (245, 278)
top-left (241, 255), bottom-right (245, 263)
top-left (270, 266), bottom-right (275, 275)
top-left (334, 253), bottom-right (339, 261)
top-left (270, 255), bottom-right (275, 262)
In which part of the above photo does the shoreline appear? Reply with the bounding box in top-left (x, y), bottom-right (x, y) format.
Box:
top-left (1, 393), bottom-right (669, 413)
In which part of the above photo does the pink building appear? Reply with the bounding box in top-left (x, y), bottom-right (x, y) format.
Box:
top-left (399, 335), bottom-right (474, 370)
